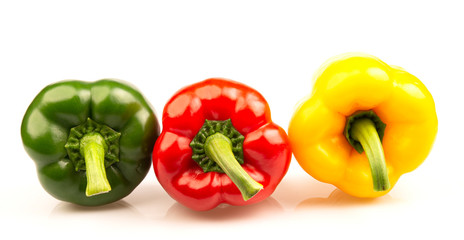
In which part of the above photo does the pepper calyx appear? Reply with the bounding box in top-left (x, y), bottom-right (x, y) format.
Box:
top-left (190, 119), bottom-right (244, 173)
top-left (64, 118), bottom-right (121, 171)
top-left (344, 110), bottom-right (386, 153)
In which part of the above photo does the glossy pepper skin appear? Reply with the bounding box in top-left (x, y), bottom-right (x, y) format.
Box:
top-left (153, 78), bottom-right (291, 211)
top-left (21, 79), bottom-right (160, 206)
top-left (288, 53), bottom-right (438, 198)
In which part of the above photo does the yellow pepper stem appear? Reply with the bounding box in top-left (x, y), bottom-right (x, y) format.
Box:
top-left (351, 118), bottom-right (391, 192)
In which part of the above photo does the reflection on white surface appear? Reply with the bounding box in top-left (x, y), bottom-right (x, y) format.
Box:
top-left (297, 189), bottom-right (395, 209)
top-left (49, 200), bottom-right (146, 220)
top-left (164, 197), bottom-right (283, 222)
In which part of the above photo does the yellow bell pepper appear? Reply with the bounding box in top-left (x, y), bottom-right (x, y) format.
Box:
top-left (288, 53), bottom-right (438, 198)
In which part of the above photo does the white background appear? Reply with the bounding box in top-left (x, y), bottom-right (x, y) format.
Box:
top-left (1, 0), bottom-right (463, 239)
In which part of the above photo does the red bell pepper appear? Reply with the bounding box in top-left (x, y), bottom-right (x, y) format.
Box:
top-left (153, 78), bottom-right (291, 211)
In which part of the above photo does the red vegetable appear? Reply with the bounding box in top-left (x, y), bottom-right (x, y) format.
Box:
top-left (153, 78), bottom-right (291, 211)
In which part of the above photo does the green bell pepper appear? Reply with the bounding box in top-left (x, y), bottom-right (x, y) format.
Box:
top-left (21, 79), bottom-right (160, 206)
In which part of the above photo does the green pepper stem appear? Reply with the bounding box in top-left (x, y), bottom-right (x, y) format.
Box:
top-left (351, 118), bottom-right (391, 192)
top-left (80, 132), bottom-right (111, 196)
top-left (204, 133), bottom-right (263, 201)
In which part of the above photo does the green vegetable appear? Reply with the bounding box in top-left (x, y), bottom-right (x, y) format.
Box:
top-left (21, 79), bottom-right (159, 206)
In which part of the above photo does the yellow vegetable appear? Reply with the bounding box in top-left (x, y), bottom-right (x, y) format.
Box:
top-left (288, 53), bottom-right (438, 197)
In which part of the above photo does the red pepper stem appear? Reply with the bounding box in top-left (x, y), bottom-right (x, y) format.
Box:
top-left (204, 133), bottom-right (263, 201)
top-left (351, 118), bottom-right (391, 192)
top-left (80, 132), bottom-right (112, 197)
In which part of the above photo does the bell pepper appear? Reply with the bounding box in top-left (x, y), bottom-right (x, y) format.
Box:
top-left (21, 79), bottom-right (160, 206)
top-left (288, 53), bottom-right (438, 198)
top-left (153, 78), bottom-right (291, 211)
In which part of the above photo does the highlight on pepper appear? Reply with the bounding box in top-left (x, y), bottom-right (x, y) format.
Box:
top-left (152, 78), bottom-right (292, 211)
top-left (21, 79), bottom-right (160, 206)
top-left (288, 53), bottom-right (438, 198)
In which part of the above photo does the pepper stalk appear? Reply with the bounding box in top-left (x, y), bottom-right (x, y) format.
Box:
top-left (344, 110), bottom-right (390, 192)
top-left (79, 132), bottom-right (112, 196)
top-left (205, 133), bottom-right (263, 201)
top-left (190, 119), bottom-right (263, 201)
top-left (64, 118), bottom-right (121, 197)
